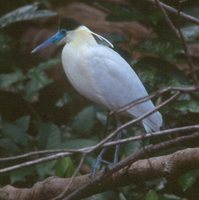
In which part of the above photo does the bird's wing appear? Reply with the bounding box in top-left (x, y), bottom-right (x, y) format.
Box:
top-left (88, 45), bottom-right (162, 131)
top-left (88, 45), bottom-right (149, 111)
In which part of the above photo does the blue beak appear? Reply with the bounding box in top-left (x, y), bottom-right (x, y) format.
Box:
top-left (31, 29), bottom-right (67, 53)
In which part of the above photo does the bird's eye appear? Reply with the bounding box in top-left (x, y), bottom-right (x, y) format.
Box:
top-left (59, 29), bottom-right (67, 35)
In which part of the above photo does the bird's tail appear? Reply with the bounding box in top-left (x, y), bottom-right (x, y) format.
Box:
top-left (142, 111), bottom-right (163, 133)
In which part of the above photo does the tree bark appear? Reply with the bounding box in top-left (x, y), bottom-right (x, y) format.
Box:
top-left (1, 147), bottom-right (199, 200)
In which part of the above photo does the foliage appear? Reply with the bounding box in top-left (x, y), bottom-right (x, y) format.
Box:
top-left (0, 3), bottom-right (57, 28)
top-left (178, 170), bottom-right (199, 192)
top-left (0, 59), bottom-right (58, 102)
top-left (0, 0), bottom-right (199, 199)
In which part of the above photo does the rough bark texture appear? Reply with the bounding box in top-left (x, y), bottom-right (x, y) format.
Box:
top-left (1, 147), bottom-right (199, 200)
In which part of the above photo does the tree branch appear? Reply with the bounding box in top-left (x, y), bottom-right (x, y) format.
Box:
top-left (0, 91), bottom-right (181, 173)
top-left (1, 132), bottom-right (199, 200)
top-left (1, 123), bottom-right (198, 174)
top-left (152, 0), bottom-right (199, 84)
top-left (63, 132), bottom-right (199, 200)
top-left (1, 145), bottom-right (199, 200)
top-left (147, 0), bottom-right (199, 25)
top-left (111, 86), bottom-right (198, 115)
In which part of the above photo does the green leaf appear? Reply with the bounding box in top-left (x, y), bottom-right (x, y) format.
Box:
top-left (36, 122), bottom-right (61, 149)
top-left (23, 59), bottom-right (59, 102)
top-left (55, 157), bottom-right (74, 177)
top-left (0, 138), bottom-right (21, 153)
top-left (72, 106), bottom-right (96, 134)
top-left (0, 70), bottom-right (24, 89)
top-left (174, 100), bottom-right (199, 113)
top-left (2, 122), bottom-right (28, 146)
top-left (46, 124), bottom-right (61, 149)
top-left (134, 57), bottom-right (190, 91)
top-left (145, 190), bottom-right (159, 200)
top-left (36, 161), bottom-right (55, 179)
top-left (24, 72), bottom-right (52, 102)
top-left (136, 39), bottom-right (181, 61)
top-left (178, 170), bottom-right (199, 192)
top-left (15, 115), bottom-right (30, 132)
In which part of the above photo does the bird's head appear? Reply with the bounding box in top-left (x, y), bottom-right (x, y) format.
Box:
top-left (31, 18), bottom-right (113, 53)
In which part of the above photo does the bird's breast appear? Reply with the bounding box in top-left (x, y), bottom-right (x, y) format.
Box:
top-left (61, 44), bottom-right (106, 105)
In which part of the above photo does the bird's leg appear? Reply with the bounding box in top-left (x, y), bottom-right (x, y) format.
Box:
top-left (90, 113), bottom-right (112, 178)
top-left (90, 147), bottom-right (108, 178)
top-left (113, 131), bottom-right (122, 163)
top-left (90, 114), bottom-right (125, 178)
top-left (113, 116), bottom-right (123, 164)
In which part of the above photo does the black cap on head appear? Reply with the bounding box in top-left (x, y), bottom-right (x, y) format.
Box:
top-left (59, 18), bottom-right (82, 31)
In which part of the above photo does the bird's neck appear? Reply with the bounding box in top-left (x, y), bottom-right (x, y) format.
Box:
top-left (67, 26), bottom-right (97, 48)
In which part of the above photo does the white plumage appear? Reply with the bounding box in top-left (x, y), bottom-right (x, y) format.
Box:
top-left (61, 26), bottom-right (163, 133)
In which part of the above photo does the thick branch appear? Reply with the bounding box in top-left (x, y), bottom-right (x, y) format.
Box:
top-left (1, 133), bottom-right (199, 200)
top-left (64, 132), bottom-right (199, 200)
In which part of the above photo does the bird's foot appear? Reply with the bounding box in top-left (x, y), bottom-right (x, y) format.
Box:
top-left (90, 157), bottom-right (112, 179)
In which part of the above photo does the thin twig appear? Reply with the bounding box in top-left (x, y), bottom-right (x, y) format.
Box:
top-left (86, 92), bottom-right (180, 155)
top-left (110, 86), bottom-right (198, 115)
top-left (1, 86), bottom-right (197, 163)
top-left (154, 0), bottom-right (180, 37)
top-left (0, 92), bottom-right (180, 173)
top-left (0, 87), bottom-right (197, 174)
top-left (147, 0), bottom-right (199, 25)
top-left (176, 3), bottom-right (199, 85)
top-left (153, 0), bottom-right (198, 85)
top-left (104, 124), bottom-right (199, 147)
top-left (81, 93), bottom-right (180, 154)
top-left (0, 149), bottom-right (81, 162)
top-left (0, 152), bottom-right (72, 173)
top-left (1, 123), bottom-right (198, 174)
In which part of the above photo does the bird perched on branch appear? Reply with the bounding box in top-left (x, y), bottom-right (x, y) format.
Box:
top-left (32, 20), bottom-right (162, 133)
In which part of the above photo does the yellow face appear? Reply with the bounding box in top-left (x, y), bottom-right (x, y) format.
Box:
top-left (66, 26), bottom-right (97, 48)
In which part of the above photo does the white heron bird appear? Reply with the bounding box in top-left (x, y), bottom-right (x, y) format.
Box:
top-left (32, 23), bottom-right (163, 133)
